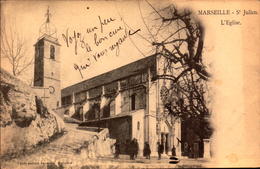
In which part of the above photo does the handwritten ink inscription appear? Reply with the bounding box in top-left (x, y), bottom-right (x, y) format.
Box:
top-left (98, 16), bottom-right (116, 33)
top-left (62, 15), bottom-right (140, 78)
top-left (62, 29), bottom-right (93, 55)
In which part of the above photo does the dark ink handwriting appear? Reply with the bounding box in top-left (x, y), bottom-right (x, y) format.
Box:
top-left (74, 58), bottom-right (91, 78)
top-left (86, 26), bottom-right (98, 34)
top-left (109, 26), bottom-right (123, 37)
top-left (94, 33), bottom-right (108, 46)
top-left (92, 49), bottom-right (108, 61)
top-left (98, 16), bottom-right (116, 33)
top-left (129, 29), bottom-right (141, 36)
top-left (65, 14), bottom-right (141, 79)
top-left (109, 29), bottom-right (128, 56)
top-left (62, 28), bottom-right (92, 55)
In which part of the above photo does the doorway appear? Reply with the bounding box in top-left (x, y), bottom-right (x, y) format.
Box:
top-left (161, 133), bottom-right (169, 154)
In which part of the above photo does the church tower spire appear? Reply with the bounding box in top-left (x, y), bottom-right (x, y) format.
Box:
top-left (39, 6), bottom-right (57, 38)
top-left (46, 6), bottom-right (50, 23)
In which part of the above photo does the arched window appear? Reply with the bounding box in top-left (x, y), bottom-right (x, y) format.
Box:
top-left (50, 45), bottom-right (55, 59)
top-left (64, 110), bottom-right (69, 115)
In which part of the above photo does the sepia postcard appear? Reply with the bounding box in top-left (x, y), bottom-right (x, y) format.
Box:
top-left (0, 0), bottom-right (259, 168)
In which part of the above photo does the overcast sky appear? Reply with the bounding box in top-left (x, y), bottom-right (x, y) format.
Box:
top-left (1, 0), bottom-right (217, 88)
top-left (1, 1), bottom-right (165, 88)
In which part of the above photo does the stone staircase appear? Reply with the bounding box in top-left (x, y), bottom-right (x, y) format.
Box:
top-left (1, 123), bottom-right (115, 169)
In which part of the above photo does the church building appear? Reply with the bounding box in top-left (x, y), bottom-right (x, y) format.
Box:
top-left (60, 55), bottom-right (183, 156)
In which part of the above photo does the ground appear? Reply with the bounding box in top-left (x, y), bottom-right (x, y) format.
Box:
top-left (94, 155), bottom-right (209, 168)
top-left (1, 123), bottom-right (211, 169)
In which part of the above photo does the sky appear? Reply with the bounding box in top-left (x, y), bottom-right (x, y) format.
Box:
top-left (1, 0), bottom-right (215, 88)
top-left (1, 0), bottom-right (166, 88)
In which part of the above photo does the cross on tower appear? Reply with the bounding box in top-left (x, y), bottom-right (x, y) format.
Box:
top-left (39, 6), bottom-right (57, 38)
top-left (45, 6), bottom-right (51, 23)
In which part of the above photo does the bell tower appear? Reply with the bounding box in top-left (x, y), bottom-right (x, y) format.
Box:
top-left (33, 7), bottom-right (61, 109)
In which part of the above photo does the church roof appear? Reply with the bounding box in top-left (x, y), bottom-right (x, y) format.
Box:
top-left (34, 34), bottom-right (61, 46)
top-left (61, 54), bottom-right (157, 97)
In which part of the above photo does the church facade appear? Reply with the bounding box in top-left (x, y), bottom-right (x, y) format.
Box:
top-left (60, 55), bottom-right (182, 156)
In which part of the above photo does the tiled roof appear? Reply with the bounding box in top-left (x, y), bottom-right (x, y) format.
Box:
top-left (61, 55), bottom-right (157, 97)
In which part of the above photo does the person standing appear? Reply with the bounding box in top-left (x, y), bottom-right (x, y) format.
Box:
top-left (133, 138), bottom-right (139, 159)
top-left (171, 145), bottom-right (176, 157)
top-left (143, 142), bottom-right (151, 159)
top-left (129, 139), bottom-right (135, 160)
top-left (157, 142), bottom-right (164, 160)
top-left (184, 142), bottom-right (189, 156)
top-left (114, 139), bottom-right (120, 159)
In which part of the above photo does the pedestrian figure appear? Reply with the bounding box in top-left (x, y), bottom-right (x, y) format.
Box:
top-left (114, 139), bottom-right (120, 159)
top-left (129, 139), bottom-right (135, 160)
top-left (188, 145), bottom-right (193, 158)
top-left (193, 143), bottom-right (199, 159)
top-left (157, 142), bottom-right (164, 160)
top-left (184, 142), bottom-right (189, 156)
top-left (133, 138), bottom-right (139, 159)
top-left (165, 144), bottom-right (169, 155)
top-left (143, 142), bottom-right (151, 159)
top-left (125, 139), bottom-right (130, 158)
top-left (171, 145), bottom-right (176, 157)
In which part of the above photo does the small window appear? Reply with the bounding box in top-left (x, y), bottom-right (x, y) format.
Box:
top-left (103, 102), bottom-right (111, 118)
top-left (64, 110), bottom-right (69, 115)
top-left (50, 45), bottom-right (55, 59)
top-left (137, 121), bottom-right (140, 130)
top-left (61, 95), bottom-right (72, 106)
top-left (131, 94), bottom-right (136, 110)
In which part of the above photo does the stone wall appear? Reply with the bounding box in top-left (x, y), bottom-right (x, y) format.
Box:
top-left (0, 68), bottom-right (65, 160)
top-left (76, 127), bottom-right (115, 158)
top-left (132, 109), bottom-right (145, 156)
top-left (121, 87), bottom-right (146, 113)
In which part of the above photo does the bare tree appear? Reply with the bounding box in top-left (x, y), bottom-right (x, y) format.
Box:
top-left (0, 18), bottom-right (33, 77)
top-left (124, 1), bottom-right (212, 148)
top-left (160, 71), bottom-right (210, 119)
top-left (132, 2), bottom-right (211, 113)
